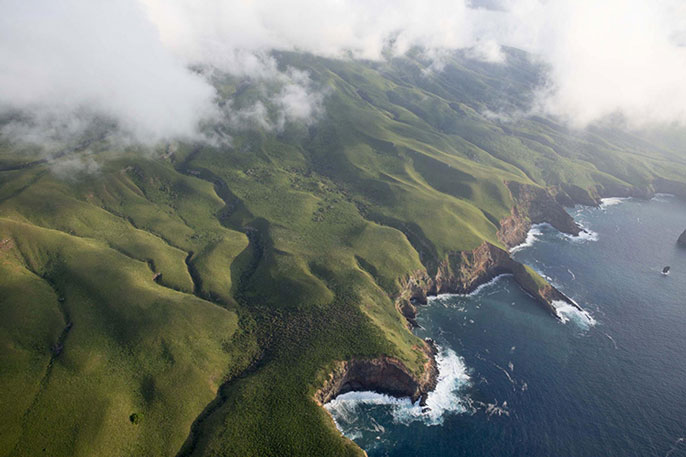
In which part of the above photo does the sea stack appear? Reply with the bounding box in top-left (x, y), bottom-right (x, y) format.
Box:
top-left (678, 229), bottom-right (686, 248)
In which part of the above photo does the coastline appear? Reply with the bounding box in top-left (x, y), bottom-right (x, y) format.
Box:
top-left (315, 181), bottom-right (684, 452)
top-left (324, 189), bottom-right (686, 457)
top-left (316, 183), bottom-right (583, 411)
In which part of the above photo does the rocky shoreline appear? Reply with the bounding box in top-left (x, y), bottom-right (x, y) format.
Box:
top-left (316, 182), bottom-right (584, 409)
top-left (395, 241), bottom-right (579, 326)
top-left (314, 340), bottom-right (438, 406)
top-left (315, 178), bottom-right (684, 420)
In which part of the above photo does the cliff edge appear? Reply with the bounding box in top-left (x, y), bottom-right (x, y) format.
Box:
top-left (314, 340), bottom-right (438, 406)
top-left (317, 181), bottom-right (582, 409)
top-left (395, 241), bottom-right (578, 327)
top-left (498, 182), bottom-right (582, 248)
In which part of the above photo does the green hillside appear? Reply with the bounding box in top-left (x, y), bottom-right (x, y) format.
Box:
top-left (1, 49), bottom-right (684, 456)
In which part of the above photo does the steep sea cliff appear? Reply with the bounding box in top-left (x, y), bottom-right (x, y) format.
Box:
top-left (327, 193), bottom-right (686, 457)
top-left (317, 182), bottom-right (589, 413)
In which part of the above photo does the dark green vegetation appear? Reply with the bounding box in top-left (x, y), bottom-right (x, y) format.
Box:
top-left (1, 48), bottom-right (685, 456)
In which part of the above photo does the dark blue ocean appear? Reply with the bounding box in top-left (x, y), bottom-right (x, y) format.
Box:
top-left (326, 195), bottom-right (686, 457)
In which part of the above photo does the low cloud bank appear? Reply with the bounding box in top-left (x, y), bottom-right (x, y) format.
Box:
top-left (0, 0), bottom-right (216, 148)
top-left (2, 0), bottom-right (686, 153)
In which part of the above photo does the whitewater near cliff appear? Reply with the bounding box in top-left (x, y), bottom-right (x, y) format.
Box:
top-left (327, 195), bottom-right (686, 457)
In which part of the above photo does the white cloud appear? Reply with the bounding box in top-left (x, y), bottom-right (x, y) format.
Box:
top-left (0, 0), bottom-right (217, 148)
top-left (138, 0), bottom-right (686, 127)
top-left (2, 0), bottom-right (686, 152)
top-left (466, 39), bottom-right (506, 63)
top-left (139, 0), bottom-right (485, 61)
top-left (217, 63), bottom-right (325, 133)
top-left (493, 0), bottom-right (686, 126)
top-left (50, 153), bottom-right (101, 179)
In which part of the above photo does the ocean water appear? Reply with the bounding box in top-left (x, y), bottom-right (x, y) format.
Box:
top-left (326, 195), bottom-right (686, 457)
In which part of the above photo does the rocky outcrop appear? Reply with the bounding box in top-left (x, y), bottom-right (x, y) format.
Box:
top-left (554, 177), bottom-right (686, 206)
top-left (653, 178), bottom-right (686, 200)
top-left (595, 183), bottom-right (655, 201)
top-left (557, 181), bottom-right (658, 206)
top-left (557, 182), bottom-right (653, 205)
top-left (498, 182), bottom-right (581, 249)
top-left (396, 241), bottom-right (576, 324)
top-left (560, 184), bottom-right (600, 207)
top-left (497, 205), bottom-right (533, 250)
top-left (315, 340), bottom-right (438, 405)
top-left (678, 229), bottom-right (686, 248)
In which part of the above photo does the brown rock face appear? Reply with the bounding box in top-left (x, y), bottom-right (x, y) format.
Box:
top-left (398, 241), bottom-right (573, 319)
top-left (315, 341), bottom-right (438, 405)
top-left (435, 242), bottom-right (517, 295)
top-left (498, 205), bottom-right (532, 249)
top-left (678, 229), bottom-right (686, 248)
top-left (498, 182), bottom-right (581, 249)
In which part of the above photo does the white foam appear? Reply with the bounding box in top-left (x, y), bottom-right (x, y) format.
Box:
top-left (430, 274), bottom-right (512, 302)
top-left (600, 197), bottom-right (628, 207)
top-left (324, 347), bottom-right (471, 427)
top-left (483, 401), bottom-right (510, 417)
top-left (652, 193), bottom-right (675, 203)
top-left (604, 333), bottom-right (618, 350)
top-left (665, 437), bottom-right (685, 457)
top-left (564, 227), bottom-right (599, 243)
top-left (509, 223), bottom-right (547, 253)
top-left (493, 363), bottom-right (515, 389)
top-left (551, 300), bottom-right (596, 329)
top-left (511, 219), bottom-right (598, 246)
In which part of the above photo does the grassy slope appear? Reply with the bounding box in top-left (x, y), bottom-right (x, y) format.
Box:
top-left (0, 157), bottom-right (256, 457)
top-left (1, 49), bottom-right (685, 456)
top-left (0, 218), bottom-right (245, 456)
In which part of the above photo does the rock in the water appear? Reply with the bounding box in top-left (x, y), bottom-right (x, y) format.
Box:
top-left (678, 229), bottom-right (686, 248)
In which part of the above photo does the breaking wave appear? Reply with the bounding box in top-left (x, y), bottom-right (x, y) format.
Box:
top-left (652, 193), bottom-right (675, 203)
top-left (564, 226), bottom-right (599, 243)
top-left (431, 274), bottom-right (512, 301)
top-left (509, 224), bottom-right (546, 253)
top-left (324, 347), bottom-right (471, 428)
top-left (511, 219), bottom-right (599, 253)
top-left (600, 197), bottom-right (628, 207)
top-left (551, 300), bottom-right (596, 329)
